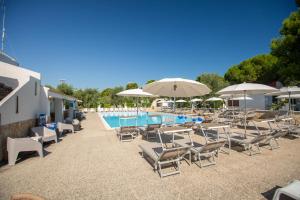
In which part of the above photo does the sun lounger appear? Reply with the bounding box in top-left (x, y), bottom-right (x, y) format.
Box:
top-left (230, 133), bottom-right (266, 156)
top-left (143, 124), bottom-right (161, 140)
top-left (175, 139), bottom-right (226, 168)
top-left (139, 142), bottom-right (190, 178)
top-left (31, 127), bottom-right (58, 144)
top-left (7, 136), bottom-right (43, 165)
top-left (57, 122), bottom-right (74, 136)
top-left (117, 126), bottom-right (139, 142)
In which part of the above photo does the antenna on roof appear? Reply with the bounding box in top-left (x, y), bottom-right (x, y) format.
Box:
top-left (1, 0), bottom-right (5, 52)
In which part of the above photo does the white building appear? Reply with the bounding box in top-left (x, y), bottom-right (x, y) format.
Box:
top-left (0, 53), bottom-right (78, 161)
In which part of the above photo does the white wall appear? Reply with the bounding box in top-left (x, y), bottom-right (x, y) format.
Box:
top-left (0, 61), bottom-right (44, 125)
top-left (0, 76), bottom-right (42, 125)
top-left (238, 94), bottom-right (266, 110)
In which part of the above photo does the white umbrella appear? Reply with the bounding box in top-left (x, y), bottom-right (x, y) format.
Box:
top-left (117, 89), bottom-right (155, 114)
top-left (206, 97), bottom-right (223, 109)
top-left (266, 86), bottom-right (300, 114)
top-left (231, 96), bottom-right (253, 100)
top-left (176, 99), bottom-right (187, 103)
top-left (276, 94), bottom-right (300, 99)
top-left (206, 97), bottom-right (223, 101)
top-left (190, 98), bottom-right (203, 102)
top-left (217, 82), bottom-right (278, 136)
top-left (144, 78), bottom-right (211, 111)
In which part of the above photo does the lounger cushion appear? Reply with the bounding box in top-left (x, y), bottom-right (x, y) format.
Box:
top-left (139, 143), bottom-right (163, 161)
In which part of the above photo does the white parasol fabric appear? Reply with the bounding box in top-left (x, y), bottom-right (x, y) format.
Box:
top-left (176, 99), bottom-right (187, 103)
top-left (206, 97), bottom-right (223, 101)
top-left (276, 94), bottom-right (300, 99)
top-left (190, 98), bottom-right (203, 102)
top-left (144, 78), bottom-right (211, 111)
top-left (143, 78), bottom-right (211, 97)
top-left (117, 89), bottom-right (154, 97)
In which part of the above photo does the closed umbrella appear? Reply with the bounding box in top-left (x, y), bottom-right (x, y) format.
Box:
top-left (217, 82), bottom-right (278, 137)
top-left (143, 78), bottom-right (211, 111)
top-left (117, 89), bottom-right (155, 115)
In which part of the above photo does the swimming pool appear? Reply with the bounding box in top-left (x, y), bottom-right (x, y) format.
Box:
top-left (99, 112), bottom-right (203, 128)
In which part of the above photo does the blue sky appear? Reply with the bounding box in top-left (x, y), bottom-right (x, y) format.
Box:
top-left (3, 0), bottom-right (297, 90)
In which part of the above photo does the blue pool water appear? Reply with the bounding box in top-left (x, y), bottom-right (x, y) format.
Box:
top-left (101, 112), bottom-right (203, 128)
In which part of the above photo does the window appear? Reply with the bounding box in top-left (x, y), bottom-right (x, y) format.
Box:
top-left (16, 96), bottom-right (19, 113)
top-left (35, 81), bottom-right (38, 96)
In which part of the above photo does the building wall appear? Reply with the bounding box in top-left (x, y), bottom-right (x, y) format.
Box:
top-left (238, 94), bottom-right (266, 110)
top-left (0, 76), bottom-right (41, 125)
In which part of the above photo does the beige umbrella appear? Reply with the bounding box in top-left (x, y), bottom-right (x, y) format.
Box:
top-left (143, 78), bottom-right (211, 111)
top-left (117, 89), bottom-right (155, 115)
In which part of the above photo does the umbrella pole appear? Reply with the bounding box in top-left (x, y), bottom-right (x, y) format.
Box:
top-left (288, 92), bottom-right (291, 116)
top-left (136, 97), bottom-right (138, 116)
top-left (174, 97), bottom-right (176, 112)
top-left (244, 91), bottom-right (247, 138)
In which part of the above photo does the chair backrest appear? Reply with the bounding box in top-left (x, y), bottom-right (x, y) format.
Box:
top-left (201, 140), bottom-right (226, 153)
top-left (120, 126), bottom-right (138, 133)
top-left (31, 126), bottom-right (44, 136)
top-left (158, 146), bottom-right (190, 161)
top-left (183, 122), bottom-right (195, 128)
top-left (147, 124), bottom-right (161, 131)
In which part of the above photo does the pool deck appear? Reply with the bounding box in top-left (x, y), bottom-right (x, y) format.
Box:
top-left (1, 112), bottom-right (300, 199)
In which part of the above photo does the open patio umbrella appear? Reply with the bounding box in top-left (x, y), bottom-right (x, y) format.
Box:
top-left (206, 97), bottom-right (223, 109)
top-left (175, 99), bottom-right (187, 109)
top-left (190, 98), bottom-right (202, 111)
top-left (143, 78), bottom-right (211, 111)
top-left (117, 88), bottom-right (155, 115)
top-left (217, 82), bottom-right (278, 137)
top-left (265, 86), bottom-right (300, 115)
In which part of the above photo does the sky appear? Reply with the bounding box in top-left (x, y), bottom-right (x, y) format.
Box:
top-left (3, 0), bottom-right (298, 90)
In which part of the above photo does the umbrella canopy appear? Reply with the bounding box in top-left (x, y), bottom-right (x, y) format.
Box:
top-left (143, 78), bottom-right (211, 97)
top-left (231, 96), bottom-right (253, 100)
top-left (190, 98), bottom-right (203, 102)
top-left (117, 89), bottom-right (155, 115)
top-left (176, 99), bottom-right (187, 103)
top-left (206, 97), bottom-right (223, 101)
top-left (265, 86), bottom-right (300, 96)
top-left (117, 88), bottom-right (154, 97)
top-left (276, 94), bottom-right (300, 99)
top-left (217, 82), bottom-right (278, 95)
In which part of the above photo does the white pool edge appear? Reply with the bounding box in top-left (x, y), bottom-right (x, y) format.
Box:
top-left (98, 112), bottom-right (115, 130)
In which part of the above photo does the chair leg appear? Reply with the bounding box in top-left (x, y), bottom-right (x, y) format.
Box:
top-left (8, 150), bottom-right (19, 165)
top-left (37, 146), bottom-right (44, 158)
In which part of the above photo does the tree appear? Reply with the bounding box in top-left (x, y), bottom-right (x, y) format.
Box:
top-left (224, 54), bottom-right (278, 84)
top-left (146, 80), bottom-right (155, 84)
top-left (196, 73), bottom-right (229, 95)
top-left (56, 83), bottom-right (74, 96)
top-left (271, 9), bottom-right (300, 85)
top-left (126, 82), bottom-right (138, 90)
top-left (74, 88), bottom-right (100, 108)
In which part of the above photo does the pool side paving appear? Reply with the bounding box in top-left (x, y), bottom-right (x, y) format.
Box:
top-left (0, 112), bottom-right (300, 199)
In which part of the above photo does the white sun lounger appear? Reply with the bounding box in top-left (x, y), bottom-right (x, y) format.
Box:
top-left (273, 180), bottom-right (300, 200)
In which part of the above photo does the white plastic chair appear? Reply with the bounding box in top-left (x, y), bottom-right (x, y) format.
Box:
top-left (273, 180), bottom-right (300, 200)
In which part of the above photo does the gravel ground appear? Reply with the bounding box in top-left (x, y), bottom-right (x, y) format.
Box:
top-left (1, 113), bottom-right (300, 200)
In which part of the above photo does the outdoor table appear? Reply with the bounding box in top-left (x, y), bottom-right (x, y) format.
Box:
top-left (200, 123), bottom-right (231, 154)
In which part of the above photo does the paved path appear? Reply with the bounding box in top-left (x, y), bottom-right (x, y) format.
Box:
top-left (1, 113), bottom-right (300, 200)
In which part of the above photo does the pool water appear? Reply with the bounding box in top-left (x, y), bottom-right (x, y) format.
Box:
top-left (101, 112), bottom-right (203, 128)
